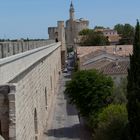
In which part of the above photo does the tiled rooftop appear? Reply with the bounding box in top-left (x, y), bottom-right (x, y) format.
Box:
top-left (77, 45), bottom-right (133, 58)
top-left (82, 60), bottom-right (111, 70)
top-left (100, 61), bottom-right (129, 75)
top-left (81, 59), bottom-right (129, 75)
top-left (78, 45), bottom-right (131, 75)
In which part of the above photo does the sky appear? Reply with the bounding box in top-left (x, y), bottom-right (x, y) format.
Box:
top-left (0, 0), bottom-right (140, 39)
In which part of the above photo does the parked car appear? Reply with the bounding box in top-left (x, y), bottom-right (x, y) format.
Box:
top-left (63, 68), bottom-right (68, 73)
top-left (67, 66), bottom-right (74, 71)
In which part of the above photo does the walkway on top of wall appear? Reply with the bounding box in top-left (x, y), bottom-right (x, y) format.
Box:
top-left (0, 42), bottom-right (61, 85)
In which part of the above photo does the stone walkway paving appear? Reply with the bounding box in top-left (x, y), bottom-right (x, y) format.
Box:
top-left (44, 75), bottom-right (80, 140)
top-left (44, 74), bottom-right (92, 140)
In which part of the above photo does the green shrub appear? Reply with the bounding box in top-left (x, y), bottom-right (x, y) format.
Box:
top-left (65, 70), bottom-right (113, 119)
top-left (112, 78), bottom-right (127, 104)
top-left (94, 104), bottom-right (128, 140)
top-left (65, 70), bottom-right (113, 131)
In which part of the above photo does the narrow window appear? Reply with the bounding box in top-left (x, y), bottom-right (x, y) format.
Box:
top-left (34, 109), bottom-right (38, 134)
top-left (45, 88), bottom-right (47, 109)
top-left (50, 76), bottom-right (52, 90)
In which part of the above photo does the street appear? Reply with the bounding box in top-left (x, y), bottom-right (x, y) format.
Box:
top-left (44, 75), bottom-right (81, 140)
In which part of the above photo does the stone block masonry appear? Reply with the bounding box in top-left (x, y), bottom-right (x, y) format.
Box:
top-left (0, 42), bottom-right (62, 140)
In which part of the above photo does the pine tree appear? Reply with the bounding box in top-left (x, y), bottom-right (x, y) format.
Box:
top-left (127, 20), bottom-right (140, 140)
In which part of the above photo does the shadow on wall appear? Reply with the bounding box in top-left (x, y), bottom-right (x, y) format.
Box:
top-left (0, 85), bottom-right (10, 140)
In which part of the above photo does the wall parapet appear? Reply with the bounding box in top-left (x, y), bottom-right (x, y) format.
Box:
top-left (0, 42), bottom-right (61, 85)
top-left (0, 40), bottom-right (55, 59)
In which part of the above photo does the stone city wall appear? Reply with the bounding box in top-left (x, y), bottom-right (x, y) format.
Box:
top-left (0, 42), bottom-right (61, 140)
top-left (0, 40), bottom-right (55, 59)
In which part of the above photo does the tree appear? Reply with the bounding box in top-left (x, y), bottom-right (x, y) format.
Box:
top-left (79, 29), bottom-right (92, 35)
top-left (94, 104), bottom-right (128, 140)
top-left (127, 20), bottom-right (140, 140)
top-left (79, 30), bottom-right (110, 46)
top-left (94, 26), bottom-right (105, 29)
top-left (114, 24), bottom-right (124, 35)
top-left (114, 23), bottom-right (134, 44)
top-left (64, 70), bottom-right (113, 119)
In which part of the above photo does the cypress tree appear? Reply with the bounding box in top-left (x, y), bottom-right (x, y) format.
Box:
top-left (127, 20), bottom-right (140, 140)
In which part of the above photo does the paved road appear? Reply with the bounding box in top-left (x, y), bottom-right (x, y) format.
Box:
top-left (44, 75), bottom-right (81, 140)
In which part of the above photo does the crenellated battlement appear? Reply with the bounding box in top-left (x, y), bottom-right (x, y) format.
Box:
top-left (0, 40), bottom-right (55, 59)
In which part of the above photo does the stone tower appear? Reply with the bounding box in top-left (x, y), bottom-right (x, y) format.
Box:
top-left (48, 1), bottom-right (89, 50)
top-left (66, 1), bottom-right (89, 48)
top-left (70, 1), bottom-right (74, 20)
top-left (57, 21), bottom-right (66, 51)
top-left (48, 21), bottom-right (67, 68)
top-left (57, 21), bottom-right (67, 68)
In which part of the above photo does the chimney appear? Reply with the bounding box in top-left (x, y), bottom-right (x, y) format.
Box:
top-left (115, 59), bottom-right (120, 67)
top-left (113, 45), bottom-right (117, 54)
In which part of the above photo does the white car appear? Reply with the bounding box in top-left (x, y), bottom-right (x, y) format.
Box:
top-left (63, 68), bottom-right (68, 73)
